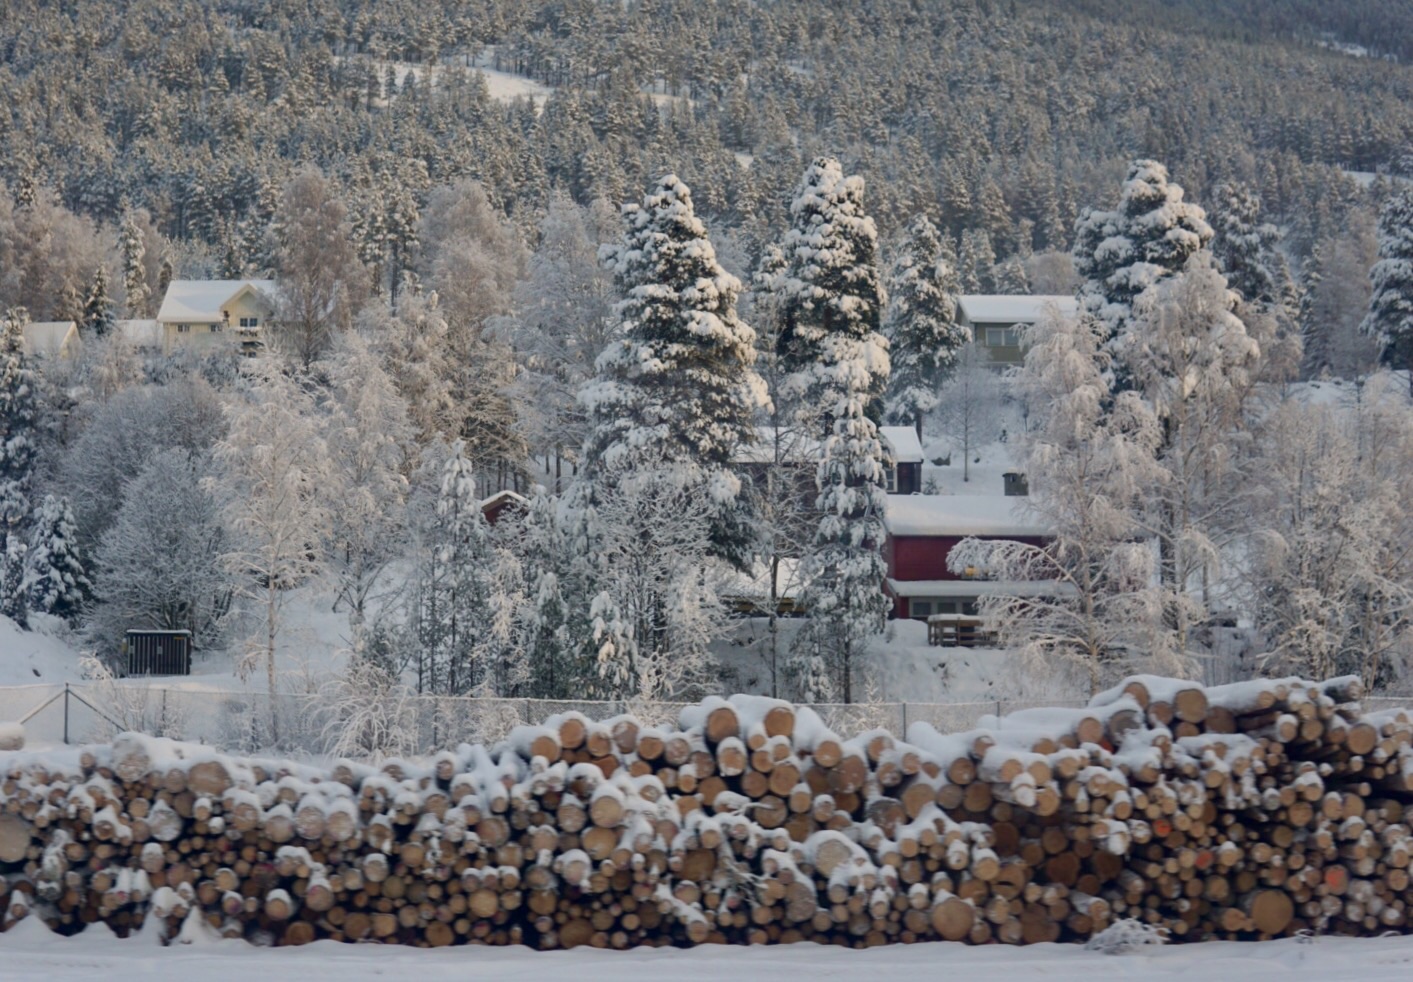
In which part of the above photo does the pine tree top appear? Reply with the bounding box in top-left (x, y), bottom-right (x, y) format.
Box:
top-left (583, 173), bottom-right (766, 486)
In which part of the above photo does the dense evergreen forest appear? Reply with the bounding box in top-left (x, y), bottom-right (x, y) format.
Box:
top-left (1, 0), bottom-right (1409, 267)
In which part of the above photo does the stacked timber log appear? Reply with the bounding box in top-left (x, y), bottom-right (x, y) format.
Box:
top-left (1, 676), bottom-right (1412, 949)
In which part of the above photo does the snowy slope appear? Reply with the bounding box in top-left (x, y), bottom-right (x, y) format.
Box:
top-left (3, 921), bottom-right (1413, 982)
top-left (0, 615), bottom-right (85, 685)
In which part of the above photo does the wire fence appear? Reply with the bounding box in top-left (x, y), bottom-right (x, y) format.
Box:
top-left (1, 683), bottom-right (1408, 761)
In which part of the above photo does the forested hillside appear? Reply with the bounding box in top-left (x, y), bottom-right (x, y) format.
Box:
top-left (2, 0), bottom-right (1410, 256)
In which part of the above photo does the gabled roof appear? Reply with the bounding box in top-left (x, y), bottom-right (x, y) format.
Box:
top-left (21, 320), bottom-right (79, 358)
top-left (157, 279), bottom-right (277, 323)
top-left (957, 295), bottom-right (1078, 325)
top-left (878, 426), bottom-right (924, 464)
top-left (883, 493), bottom-right (1051, 538)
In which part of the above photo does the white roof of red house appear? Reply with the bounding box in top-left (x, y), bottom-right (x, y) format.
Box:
top-left (157, 279), bottom-right (277, 323)
top-left (957, 295), bottom-right (1078, 325)
top-left (878, 426), bottom-right (924, 463)
top-left (883, 493), bottom-right (1050, 538)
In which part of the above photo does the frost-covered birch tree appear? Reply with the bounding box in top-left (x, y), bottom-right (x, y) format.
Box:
top-left (1125, 255), bottom-right (1261, 653)
top-left (1241, 384), bottom-right (1413, 687)
top-left (321, 333), bottom-right (412, 642)
top-left (212, 364), bottom-right (332, 722)
top-left (883, 214), bottom-right (968, 439)
top-left (89, 449), bottom-right (232, 654)
top-left (947, 310), bottom-right (1180, 696)
top-left (501, 194), bottom-right (618, 487)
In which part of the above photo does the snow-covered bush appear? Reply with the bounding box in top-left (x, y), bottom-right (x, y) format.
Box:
top-left (1084, 918), bottom-right (1170, 954)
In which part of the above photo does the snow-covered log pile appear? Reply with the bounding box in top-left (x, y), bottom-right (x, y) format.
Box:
top-left (1, 677), bottom-right (1412, 949)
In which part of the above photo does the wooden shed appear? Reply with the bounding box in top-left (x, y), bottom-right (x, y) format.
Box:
top-left (124, 630), bottom-right (193, 676)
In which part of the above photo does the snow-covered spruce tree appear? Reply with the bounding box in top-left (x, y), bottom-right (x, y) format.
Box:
top-left (120, 209), bottom-right (150, 317)
top-left (1210, 182), bottom-right (1279, 309)
top-left (1361, 186), bottom-right (1413, 393)
top-left (0, 310), bottom-right (38, 626)
top-left (586, 173), bottom-right (768, 564)
top-left (24, 494), bottom-right (89, 622)
top-left (1074, 160), bottom-right (1212, 386)
top-left (947, 310), bottom-right (1179, 697)
top-left (769, 157), bottom-right (890, 703)
top-left (81, 265), bottom-right (116, 338)
top-left (770, 157), bottom-right (889, 429)
top-left (883, 214), bottom-right (969, 439)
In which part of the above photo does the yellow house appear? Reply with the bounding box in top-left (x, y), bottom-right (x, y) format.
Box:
top-left (21, 320), bottom-right (82, 361)
top-left (155, 280), bottom-right (278, 356)
top-left (956, 295), bottom-right (1079, 368)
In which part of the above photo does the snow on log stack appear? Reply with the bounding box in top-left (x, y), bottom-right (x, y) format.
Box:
top-left (2, 677), bottom-right (1413, 948)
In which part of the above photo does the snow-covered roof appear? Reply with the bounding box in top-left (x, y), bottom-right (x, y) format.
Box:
top-left (21, 320), bottom-right (79, 358)
top-left (957, 295), bottom-right (1079, 325)
top-left (878, 426), bottom-right (924, 464)
top-left (883, 494), bottom-right (1051, 538)
top-left (480, 489), bottom-right (527, 512)
top-left (117, 319), bottom-right (162, 348)
top-left (157, 279), bottom-right (277, 323)
top-left (886, 578), bottom-right (1075, 598)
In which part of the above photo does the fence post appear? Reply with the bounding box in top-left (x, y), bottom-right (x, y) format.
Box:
top-left (63, 683), bottom-right (70, 745)
top-left (901, 702), bottom-right (908, 734)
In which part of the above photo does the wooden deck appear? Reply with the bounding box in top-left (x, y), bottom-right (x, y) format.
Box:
top-left (926, 615), bottom-right (996, 648)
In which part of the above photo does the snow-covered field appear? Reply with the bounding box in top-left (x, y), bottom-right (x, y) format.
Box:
top-left (6, 920), bottom-right (1413, 982)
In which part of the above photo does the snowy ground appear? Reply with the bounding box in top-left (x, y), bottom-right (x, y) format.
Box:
top-left (5, 920), bottom-right (1413, 982)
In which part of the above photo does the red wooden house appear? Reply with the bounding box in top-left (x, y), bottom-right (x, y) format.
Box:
top-left (881, 494), bottom-right (1053, 621)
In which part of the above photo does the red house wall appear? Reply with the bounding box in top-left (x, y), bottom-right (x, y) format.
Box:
top-left (885, 533), bottom-right (1050, 618)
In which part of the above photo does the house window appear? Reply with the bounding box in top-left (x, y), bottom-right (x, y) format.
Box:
top-left (885, 466), bottom-right (897, 493)
top-left (239, 316), bottom-right (260, 329)
top-left (177, 324), bottom-right (190, 333)
top-left (912, 599), bottom-right (962, 619)
top-left (985, 326), bottom-right (1020, 347)
top-left (211, 322), bottom-right (222, 332)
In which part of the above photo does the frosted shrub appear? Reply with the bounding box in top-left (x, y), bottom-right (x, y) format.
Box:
top-left (1084, 918), bottom-right (1169, 954)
